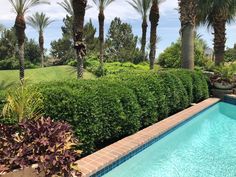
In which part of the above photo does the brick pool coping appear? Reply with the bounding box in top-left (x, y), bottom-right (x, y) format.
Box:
top-left (75, 98), bottom-right (220, 177)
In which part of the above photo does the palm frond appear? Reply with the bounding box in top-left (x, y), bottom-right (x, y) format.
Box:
top-left (27, 12), bottom-right (54, 32)
top-left (58, 0), bottom-right (92, 16)
top-left (92, 0), bottom-right (115, 11)
top-left (8, 0), bottom-right (50, 14)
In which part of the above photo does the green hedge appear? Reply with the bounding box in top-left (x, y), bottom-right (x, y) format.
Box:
top-left (33, 69), bottom-right (209, 155)
top-left (37, 80), bottom-right (141, 154)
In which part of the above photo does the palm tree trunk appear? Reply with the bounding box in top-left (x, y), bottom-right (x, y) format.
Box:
top-left (18, 43), bottom-right (25, 81)
top-left (213, 17), bottom-right (226, 65)
top-left (15, 14), bottom-right (26, 82)
top-left (72, 0), bottom-right (87, 79)
top-left (181, 25), bottom-right (194, 69)
top-left (39, 31), bottom-right (44, 67)
top-left (149, 0), bottom-right (159, 70)
top-left (179, 0), bottom-right (197, 70)
top-left (141, 19), bottom-right (148, 61)
top-left (99, 10), bottom-right (105, 66)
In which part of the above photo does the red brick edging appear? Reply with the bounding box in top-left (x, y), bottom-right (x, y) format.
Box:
top-left (75, 98), bottom-right (220, 177)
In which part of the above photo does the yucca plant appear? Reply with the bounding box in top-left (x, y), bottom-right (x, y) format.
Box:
top-left (92, 0), bottom-right (115, 66)
top-left (2, 82), bottom-right (44, 122)
top-left (8, 0), bottom-right (50, 82)
top-left (27, 12), bottom-right (54, 67)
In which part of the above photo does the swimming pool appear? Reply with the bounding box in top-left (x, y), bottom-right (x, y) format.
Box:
top-left (103, 102), bottom-right (236, 177)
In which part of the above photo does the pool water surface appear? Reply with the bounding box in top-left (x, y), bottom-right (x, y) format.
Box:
top-left (103, 102), bottom-right (236, 177)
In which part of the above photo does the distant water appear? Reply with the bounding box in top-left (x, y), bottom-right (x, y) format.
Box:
top-left (104, 102), bottom-right (236, 177)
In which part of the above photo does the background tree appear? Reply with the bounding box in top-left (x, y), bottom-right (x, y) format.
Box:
top-left (0, 28), bottom-right (40, 69)
top-left (50, 17), bottom-right (97, 65)
top-left (92, 0), bottom-right (115, 66)
top-left (179, 0), bottom-right (198, 70)
top-left (158, 35), bottom-right (209, 68)
top-left (197, 0), bottom-right (236, 65)
top-left (128, 0), bottom-right (152, 61)
top-left (106, 17), bottom-right (141, 63)
top-left (72, 0), bottom-right (87, 78)
top-left (8, 0), bottom-right (49, 81)
top-left (27, 12), bottom-right (54, 67)
top-left (149, 0), bottom-right (163, 70)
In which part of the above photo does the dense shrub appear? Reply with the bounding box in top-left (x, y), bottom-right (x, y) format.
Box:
top-left (33, 69), bottom-right (209, 155)
top-left (0, 118), bottom-right (81, 177)
top-left (168, 69), bottom-right (193, 104)
top-left (158, 72), bottom-right (189, 115)
top-left (191, 71), bottom-right (209, 102)
top-left (37, 80), bottom-right (141, 154)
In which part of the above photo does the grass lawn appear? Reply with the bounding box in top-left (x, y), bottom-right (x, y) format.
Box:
top-left (0, 65), bottom-right (95, 87)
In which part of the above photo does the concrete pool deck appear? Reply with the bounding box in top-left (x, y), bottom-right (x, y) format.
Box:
top-left (75, 98), bottom-right (220, 177)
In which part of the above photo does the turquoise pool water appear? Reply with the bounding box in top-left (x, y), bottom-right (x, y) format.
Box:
top-left (103, 102), bottom-right (236, 177)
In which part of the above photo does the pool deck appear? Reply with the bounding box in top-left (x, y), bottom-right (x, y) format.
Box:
top-left (75, 98), bottom-right (220, 177)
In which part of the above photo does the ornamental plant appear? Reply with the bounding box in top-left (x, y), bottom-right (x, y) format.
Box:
top-left (0, 117), bottom-right (81, 177)
top-left (2, 81), bottom-right (44, 122)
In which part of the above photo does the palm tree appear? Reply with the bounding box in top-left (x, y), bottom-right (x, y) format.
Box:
top-left (149, 0), bottom-right (164, 70)
top-left (27, 12), bottom-right (54, 67)
top-left (179, 0), bottom-right (198, 70)
top-left (92, 0), bottom-right (115, 66)
top-left (128, 0), bottom-right (152, 61)
top-left (58, 0), bottom-right (91, 16)
top-left (72, 0), bottom-right (87, 78)
top-left (197, 0), bottom-right (236, 65)
top-left (8, 0), bottom-right (50, 82)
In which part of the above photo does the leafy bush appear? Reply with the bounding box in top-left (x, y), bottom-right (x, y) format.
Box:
top-left (158, 37), bottom-right (210, 69)
top-left (168, 69), bottom-right (194, 104)
top-left (191, 71), bottom-right (209, 103)
top-left (37, 80), bottom-right (141, 154)
top-left (0, 118), bottom-right (81, 177)
top-left (33, 69), bottom-right (209, 156)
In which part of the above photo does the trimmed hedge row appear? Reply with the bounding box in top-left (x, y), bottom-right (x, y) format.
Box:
top-left (34, 69), bottom-right (209, 155)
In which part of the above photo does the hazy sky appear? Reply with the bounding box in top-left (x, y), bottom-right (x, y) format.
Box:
top-left (0, 0), bottom-right (236, 55)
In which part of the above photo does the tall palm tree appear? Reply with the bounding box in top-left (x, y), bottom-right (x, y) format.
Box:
top-left (128, 0), bottom-right (152, 61)
top-left (58, 0), bottom-right (91, 17)
top-left (197, 0), bottom-right (236, 65)
top-left (92, 0), bottom-right (115, 66)
top-left (179, 0), bottom-right (198, 70)
top-left (27, 12), bottom-right (54, 67)
top-left (8, 0), bottom-right (49, 82)
top-left (149, 0), bottom-right (164, 70)
top-left (72, 0), bottom-right (87, 78)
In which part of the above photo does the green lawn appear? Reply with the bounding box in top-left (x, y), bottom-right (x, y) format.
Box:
top-left (0, 65), bottom-right (95, 87)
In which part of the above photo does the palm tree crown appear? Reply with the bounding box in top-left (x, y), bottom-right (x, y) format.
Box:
top-left (128, 0), bottom-right (152, 20)
top-left (27, 12), bottom-right (54, 33)
top-left (58, 0), bottom-right (91, 16)
top-left (9, 0), bottom-right (49, 14)
top-left (92, 0), bottom-right (115, 11)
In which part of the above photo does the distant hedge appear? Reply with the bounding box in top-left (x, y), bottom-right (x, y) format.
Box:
top-left (34, 69), bottom-right (209, 155)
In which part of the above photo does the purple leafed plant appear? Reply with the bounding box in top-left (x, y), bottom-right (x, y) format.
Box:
top-left (0, 117), bottom-right (81, 177)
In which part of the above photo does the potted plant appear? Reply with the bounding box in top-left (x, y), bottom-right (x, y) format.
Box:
top-left (211, 64), bottom-right (236, 90)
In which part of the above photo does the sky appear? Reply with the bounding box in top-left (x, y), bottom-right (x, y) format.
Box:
top-left (0, 0), bottom-right (236, 55)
